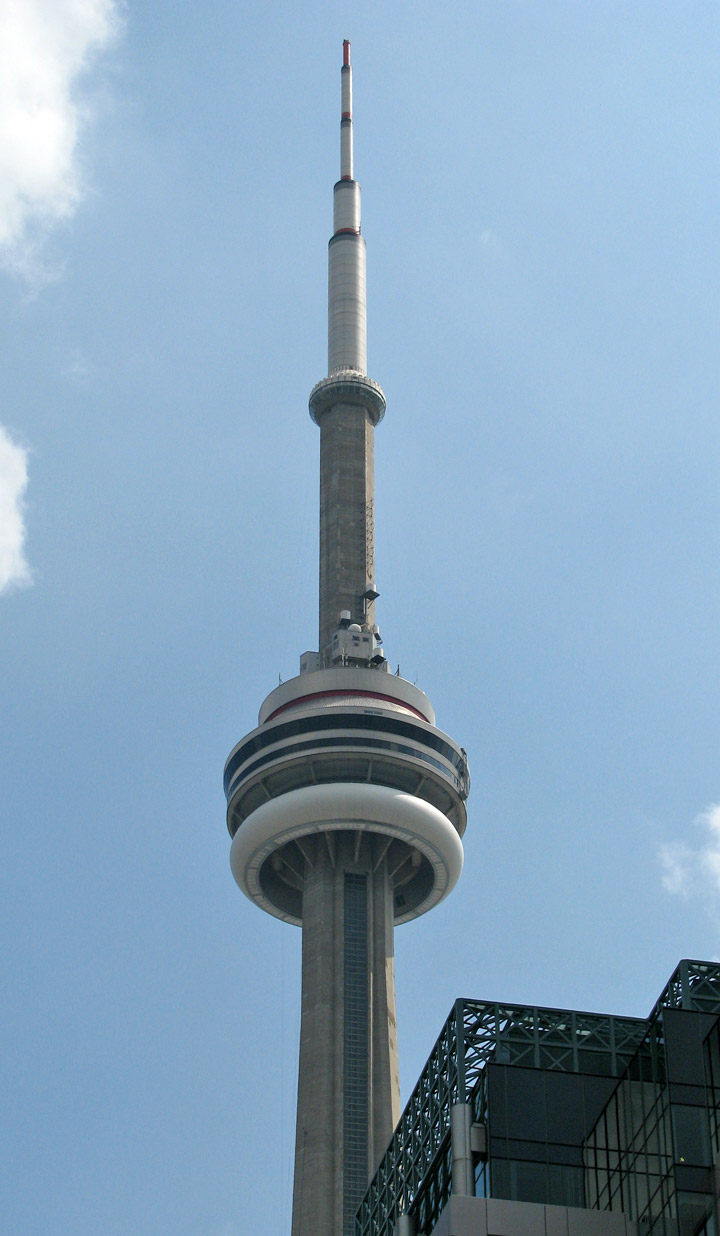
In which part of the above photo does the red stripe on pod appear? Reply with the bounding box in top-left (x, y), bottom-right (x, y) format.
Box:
top-left (266, 689), bottom-right (430, 723)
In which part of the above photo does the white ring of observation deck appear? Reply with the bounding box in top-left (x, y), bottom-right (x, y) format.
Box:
top-left (230, 781), bottom-right (464, 927)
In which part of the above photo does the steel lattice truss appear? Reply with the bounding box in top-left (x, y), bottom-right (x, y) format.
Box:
top-left (355, 961), bottom-right (720, 1236)
top-left (653, 959), bottom-right (720, 1017)
top-left (355, 1000), bottom-right (645, 1236)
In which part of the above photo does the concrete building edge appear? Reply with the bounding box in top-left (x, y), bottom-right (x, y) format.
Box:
top-left (429, 1195), bottom-right (638, 1236)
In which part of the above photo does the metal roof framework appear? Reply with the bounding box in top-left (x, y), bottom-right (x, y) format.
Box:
top-left (355, 960), bottom-right (720, 1236)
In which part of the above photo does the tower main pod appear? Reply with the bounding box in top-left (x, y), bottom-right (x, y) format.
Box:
top-left (224, 43), bottom-right (470, 1236)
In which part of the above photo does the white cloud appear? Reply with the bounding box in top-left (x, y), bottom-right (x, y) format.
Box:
top-left (0, 1), bottom-right (121, 589)
top-left (0, 0), bottom-right (122, 281)
top-left (0, 425), bottom-right (31, 593)
top-left (660, 804), bottom-right (720, 903)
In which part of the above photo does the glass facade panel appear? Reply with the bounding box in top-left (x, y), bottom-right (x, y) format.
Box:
top-left (672, 1106), bottom-right (711, 1167)
top-left (664, 1011), bottom-right (707, 1086)
top-left (355, 965), bottom-right (720, 1236)
top-left (548, 1163), bottom-right (584, 1208)
top-left (510, 1160), bottom-right (547, 1204)
top-left (677, 1192), bottom-right (714, 1236)
top-left (505, 1067), bottom-right (545, 1140)
top-left (546, 1072), bottom-right (589, 1144)
top-left (580, 1008), bottom-right (720, 1236)
top-left (703, 1019), bottom-right (720, 1160)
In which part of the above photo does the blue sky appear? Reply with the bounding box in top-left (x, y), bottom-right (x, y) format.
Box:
top-left (2, 3), bottom-right (719, 1234)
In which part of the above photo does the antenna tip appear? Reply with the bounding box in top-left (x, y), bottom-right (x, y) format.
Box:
top-left (343, 39), bottom-right (350, 67)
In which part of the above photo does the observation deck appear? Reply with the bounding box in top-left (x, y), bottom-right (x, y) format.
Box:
top-left (225, 668), bottom-right (469, 926)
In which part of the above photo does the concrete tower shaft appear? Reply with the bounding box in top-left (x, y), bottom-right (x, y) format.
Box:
top-left (309, 40), bottom-right (386, 665)
top-left (292, 833), bottom-right (399, 1236)
top-left (224, 41), bottom-right (470, 1236)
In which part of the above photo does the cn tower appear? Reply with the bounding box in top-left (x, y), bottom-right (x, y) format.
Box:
top-left (224, 42), bottom-right (470, 1236)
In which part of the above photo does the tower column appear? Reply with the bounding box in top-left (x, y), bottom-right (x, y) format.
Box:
top-left (291, 834), bottom-right (400, 1236)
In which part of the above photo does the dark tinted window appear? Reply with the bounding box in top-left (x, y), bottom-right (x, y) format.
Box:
top-left (487, 1065), bottom-right (507, 1136)
top-left (505, 1068), bottom-right (546, 1141)
top-left (224, 710), bottom-right (464, 793)
top-left (664, 1010), bottom-right (708, 1086)
top-left (545, 1072), bottom-right (585, 1144)
top-left (510, 1160), bottom-right (547, 1204)
top-left (673, 1105), bottom-right (712, 1166)
top-left (548, 1163), bottom-right (584, 1208)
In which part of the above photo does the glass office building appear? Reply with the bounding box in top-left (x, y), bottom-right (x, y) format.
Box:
top-left (356, 960), bottom-right (720, 1236)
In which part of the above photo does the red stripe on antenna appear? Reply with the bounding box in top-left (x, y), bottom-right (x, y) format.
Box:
top-left (343, 40), bottom-right (350, 67)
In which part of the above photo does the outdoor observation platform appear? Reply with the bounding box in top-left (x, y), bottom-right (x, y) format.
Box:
top-left (224, 667), bottom-right (470, 926)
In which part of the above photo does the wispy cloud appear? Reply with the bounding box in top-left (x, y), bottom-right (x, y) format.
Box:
top-left (0, 1), bottom-right (122, 592)
top-left (0, 426), bottom-right (31, 594)
top-left (62, 345), bottom-right (95, 385)
top-left (660, 803), bottom-right (720, 903)
top-left (0, 0), bottom-right (122, 283)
